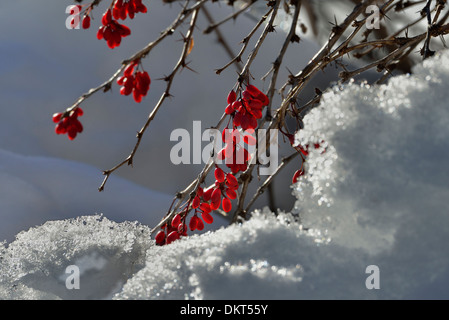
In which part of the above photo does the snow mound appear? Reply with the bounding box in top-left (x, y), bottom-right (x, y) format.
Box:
top-left (116, 50), bottom-right (449, 299)
top-left (0, 215), bottom-right (151, 300)
top-left (115, 209), bottom-right (382, 300)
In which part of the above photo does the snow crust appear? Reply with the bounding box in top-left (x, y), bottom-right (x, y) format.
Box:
top-left (2, 48), bottom-right (449, 300)
top-left (0, 215), bottom-right (151, 299)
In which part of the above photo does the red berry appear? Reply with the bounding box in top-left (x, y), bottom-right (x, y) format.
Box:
top-left (292, 169), bottom-right (305, 183)
top-left (178, 223), bottom-right (187, 236)
top-left (225, 105), bottom-right (234, 115)
top-left (243, 134), bottom-right (257, 146)
top-left (196, 218), bottom-right (204, 231)
top-left (214, 167), bottom-right (225, 183)
top-left (192, 195), bottom-right (201, 209)
top-left (133, 89), bottom-right (143, 103)
top-left (69, 5), bottom-right (82, 15)
top-left (210, 188), bottom-right (222, 210)
top-left (102, 9), bottom-right (112, 25)
top-left (202, 187), bottom-right (214, 202)
top-left (227, 90), bottom-right (237, 104)
top-left (246, 85), bottom-right (269, 106)
top-left (202, 212), bottom-right (214, 224)
top-left (52, 113), bottom-right (62, 123)
top-left (124, 63), bottom-right (136, 77)
top-left (82, 15), bottom-right (91, 29)
top-left (222, 197), bottom-right (232, 213)
top-left (299, 146), bottom-right (309, 157)
top-left (166, 231), bottom-right (179, 244)
top-left (199, 202), bottom-right (211, 214)
top-left (155, 230), bottom-right (165, 245)
top-left (226, 188), bottom-right (237, 200)
top-left (97, 26), bottom-right (105, 40)
top-left (189, 215), bottom-right (198, 231)
top-left (171, 214), bottom-right (182, 229)
top-left (226, 174), bottom-right (238, 189)
top-left (232, 100), bottom-right (242, 111)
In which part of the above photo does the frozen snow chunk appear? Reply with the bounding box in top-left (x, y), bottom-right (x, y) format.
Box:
top-left (293, 50), bottom-right (449, 259)
top-left (115, 211), bottom-right (341, 300)
top-left (0, 215), bottom-right (152, 300)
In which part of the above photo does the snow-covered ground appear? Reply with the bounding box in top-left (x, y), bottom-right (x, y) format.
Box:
top-left (2, 45), bottom-right (449, 299)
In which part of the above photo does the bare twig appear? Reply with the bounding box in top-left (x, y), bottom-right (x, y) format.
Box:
top-left (201, 5), bottom-right (242, 71)
top-left (215, 6), bottom-right (274, 75)
top-left (203, 0), bottom-right (256, 34)
top-left (99, 2), bottom-right (205, 191)
top-left (262, 0), bottom-right (302, 117)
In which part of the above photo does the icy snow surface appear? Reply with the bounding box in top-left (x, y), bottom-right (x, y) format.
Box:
top-left (2, 49), bottom-right (449, 299)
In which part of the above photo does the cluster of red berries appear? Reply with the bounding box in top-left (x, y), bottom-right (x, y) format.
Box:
top-left (218, 128), bottom-right (256, 174)
top-left (154, 213), bottom-right (188, 246)
top-left (53, 108), bottom-right (84, 140)
top-left (97, 9), bottom-right (131, 49)
top-left (154, 168), bottom-right (239, 246)
top-left (218, 85), bottom-right (269, 174)
top-left (153, 85), bottom-right (268, 246)
top-left (112, 0), bottom-right (147, 20)
top-left (72, 1), bottom-right (147, 48)
top-left (225, 85), bottom-right (269, 131)
top-left (117, 60), bottom-right (151, 103)
top-left (200, 167), bottom-right (239, 213)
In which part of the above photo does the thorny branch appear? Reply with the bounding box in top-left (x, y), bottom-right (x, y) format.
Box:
top-left (98, 0), bottom-right (205, 191)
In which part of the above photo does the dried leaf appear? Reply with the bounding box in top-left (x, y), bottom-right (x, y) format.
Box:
top-left (187, 37), bottom-right (194, 56)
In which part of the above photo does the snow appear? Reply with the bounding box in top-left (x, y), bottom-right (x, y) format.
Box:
top-left (0, 215), bottom-right (152, 299)
top-left (1, 47), bottom-right (449, 299)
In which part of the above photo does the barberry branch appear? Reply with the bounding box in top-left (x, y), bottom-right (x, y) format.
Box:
top-left (201, 5), bottom-right (243, 71)
top-left (262, 0), bottom-right (302, 118)
top-left (244, 151), bottom-right (300, 215)
top-left (100, 2), bottom-right (203, 191)
top-left (237, 0), bottom-right (281, 84)
top-left (215, 6), bottom-right (274, 75)
top-left (203, 0), bottom-right (256, 35)
top-left (123, 0), bottom-right (208, 64)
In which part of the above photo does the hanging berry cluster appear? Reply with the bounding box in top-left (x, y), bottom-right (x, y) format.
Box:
top-left (220, 84), bottom-right (269, 174)
top-left (225, 85), bottom-right (269, 131)
top-left (53, 108), bottom-right (84, 140)
top-left (55, 0), bottom-right (152, 141)
top-left (154, 84), bottom-right (269, 246)
top-left (74, 1), bottom-right (147, 49)
top-left (96, 9), bottom-right (132, 49)
top-left (154, 169), bottom-right (239, 246)
top-left (112, 0), bottom-right (147, 20)
top-left (117, 60), bottom-right (151, 103)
